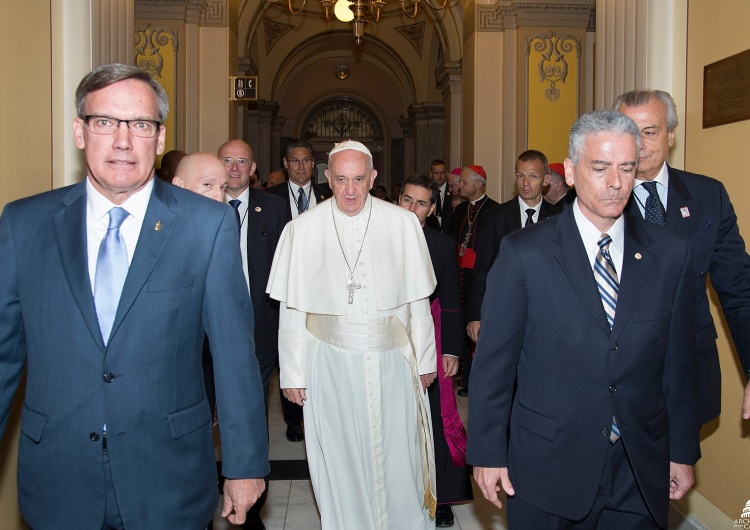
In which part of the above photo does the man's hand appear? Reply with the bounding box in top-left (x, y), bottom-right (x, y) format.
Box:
top-left (222, 478), bottom-right (265, 525)
top-left (467, 321), bottom-right (481, 342)
top-left (420, 371), bottom-right (437, 392)
top-left (474, 466), bottom-right (514, 509)
top-left (743, 379), bottom-right (750, 420)
top-left (282, 388), bottom-right (307, 406)
top-left (442, 356), bottom-right (459, 378)
top-left (668, 462), bottom-right (694, 500)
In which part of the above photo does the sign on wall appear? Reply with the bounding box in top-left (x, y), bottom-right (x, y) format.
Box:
top-left (230, 76), bottom-right (258, 101)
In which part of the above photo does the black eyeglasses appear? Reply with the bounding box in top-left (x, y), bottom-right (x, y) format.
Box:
top-left (83, 115), bottom-right (162, 138)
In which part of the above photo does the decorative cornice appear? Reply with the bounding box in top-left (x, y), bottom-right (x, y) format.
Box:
top-left (263, 19), bottom-right (293, 55)
top-left (479, 5), bottom-right (504, 32)
top-left (201, 0), bottom-right (227, 26)
top-left (395, 22), bottom-right (425, 57)
top-left (476, 2), bottom-right (595, 32)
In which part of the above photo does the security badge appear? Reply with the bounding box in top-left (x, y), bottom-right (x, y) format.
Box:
top-left (680, 207), bottom-right (690, 218)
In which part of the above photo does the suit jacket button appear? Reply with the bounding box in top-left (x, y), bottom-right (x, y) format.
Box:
top-left (608, 385), bottom-right (617, 393)
top-left (90, 432), bottom-right (100, 441)
top-left (103, 373), bottom-right (115, 383)
top-left (611, 344), bottom-right (618, 350)
top-left (600, 428), bottom-right (608, 437)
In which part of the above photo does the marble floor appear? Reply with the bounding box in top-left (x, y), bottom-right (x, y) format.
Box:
top-left (212, 375), bottom-right (509, 529)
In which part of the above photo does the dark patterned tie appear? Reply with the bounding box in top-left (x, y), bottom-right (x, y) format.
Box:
top-left (524, 208), bottom-right (535, 227)
top-left (594, 233), bottom-right (621, 444)
top-left (642, 181), bottom-right (665, 225)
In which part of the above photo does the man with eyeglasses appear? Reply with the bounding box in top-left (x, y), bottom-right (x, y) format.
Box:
top-left (0, 64), bottom-right (269, 529)
top-left (399, 175), bottom-right (473, 528)
top-left (268, 139), bottom-right (332, 220)
top-left (217, 139), bottom-right (290, 529)
top-left (267, 139), bottom-right (332, 443)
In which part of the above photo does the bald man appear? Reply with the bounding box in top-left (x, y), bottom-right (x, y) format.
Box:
top-left (173, 153), bottom-right (228, 202)
top-left (159, 149), bottom-right (187, 182)
top-left (266, 170), bottom-right (287, 188)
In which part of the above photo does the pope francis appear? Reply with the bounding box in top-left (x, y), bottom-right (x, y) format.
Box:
top-left (267, 140), bottom-right (438, 529)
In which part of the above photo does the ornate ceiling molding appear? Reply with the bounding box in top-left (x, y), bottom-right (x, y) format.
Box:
top-left (263, 19), bottom-right (293, 55)
top-left (476, 1), bottom-right (595, 33)
top-left (201, 0), bottom-right (227, 26)
top-left (395, 22), bottom-right (425, 58)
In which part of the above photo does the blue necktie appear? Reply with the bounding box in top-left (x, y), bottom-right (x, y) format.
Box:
top-left (228, 199), bottom-right (242, 240)
top-left (94, 207), bottom-right (130, 345)
top-left (594, 234), bottom-right (621, 444)
top-left (298, 187), bottom-right (308, 214)
top-left (642, 181), bottom-right (666, 225)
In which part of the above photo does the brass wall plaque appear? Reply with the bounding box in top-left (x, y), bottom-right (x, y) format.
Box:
top-left (703, 48), bottom-right (750, 128)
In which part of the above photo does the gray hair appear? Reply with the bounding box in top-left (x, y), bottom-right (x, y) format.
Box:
top-left (75, 63), bottom-right (169, 123)
top-left (612, 89), bottom-right (678, 131)
top-left (568, 110), bottom-right (640, 165)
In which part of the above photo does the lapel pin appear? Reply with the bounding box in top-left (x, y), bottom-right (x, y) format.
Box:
top-left (680, 207), bottom-right (690, 218)
top-left (155, 221), bottom-right (162, 231)
top-left (634, 252), bottom-right (642, 260)
top-left (255, 206), bottom-right (262, 212)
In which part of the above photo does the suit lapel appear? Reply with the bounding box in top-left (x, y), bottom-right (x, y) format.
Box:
top-left (245, 191), bottom-right (263, 257)
top-left (507, 201), bottom-right (522, 233)
top-left (108, 181), bottom-right (179, 345)
top-left (53, 183), bottom-right (106, 351)
top-left (553, 210), bottom-right (611, 335)
top-left (609, 218), bottom-right (654, 343)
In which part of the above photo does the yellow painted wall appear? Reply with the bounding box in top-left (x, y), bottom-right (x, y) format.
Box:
top-left (681, 1), bottom-right (750, 524)
top-left (527, 31), bottom-right (580, 164)
top-left (0, 2), bottom-right (53, 529)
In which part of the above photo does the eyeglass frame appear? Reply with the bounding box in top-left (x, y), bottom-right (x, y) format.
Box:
top-left (221, 157), bottom-right (252, 167)
top-left (82, 115), bottom-right (162, 138)
top-left (285, 158), bottom-right (313, 166)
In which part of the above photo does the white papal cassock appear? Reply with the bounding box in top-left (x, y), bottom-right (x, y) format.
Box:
top-left (267, 194), bottom-right (437, 530)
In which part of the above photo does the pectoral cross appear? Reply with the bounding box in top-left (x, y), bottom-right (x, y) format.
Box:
top-left (346, 275), bottom-right (361, 304)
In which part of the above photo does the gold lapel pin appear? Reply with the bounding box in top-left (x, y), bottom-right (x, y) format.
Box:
top-left (255, 206), bottom-right (262, 212)
top-left (155, 221), bottom-right (162, 231)
top-left (634, 252), bottom-right (642, 260)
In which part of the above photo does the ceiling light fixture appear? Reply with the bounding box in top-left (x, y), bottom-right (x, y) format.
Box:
top-left (267, 0), bottom-right (448, 44)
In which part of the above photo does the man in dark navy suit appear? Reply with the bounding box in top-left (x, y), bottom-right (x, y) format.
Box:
top-left (219, 139), bottom-right (290, 529)
top-left (469, 110), bottom-right (699, 529)
top-left (266, 138), bottom-right (332, 442)
top-left (615, 89), bottom-right (750, 424)
top-left (430, 158), bottom-right (454, 232)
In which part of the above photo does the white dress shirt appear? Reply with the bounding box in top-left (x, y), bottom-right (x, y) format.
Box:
top-left (517, 196), bottom-right (543, 226)
top-left (86, 177), bottom-right (153, 291)
top-left (573, 200), bottom-right (625, 277)
top-left (286, 180), bottom-right (317, 219)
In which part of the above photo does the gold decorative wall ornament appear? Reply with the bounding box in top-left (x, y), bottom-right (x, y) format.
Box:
top-left (526, 31), bottom-right (580, 102)
top-left (134, 24), bottom-right (178, 78)
top-left (265, 0), bottom-right (448, 44)
top-left (335, 65), bottom-right (350, 80)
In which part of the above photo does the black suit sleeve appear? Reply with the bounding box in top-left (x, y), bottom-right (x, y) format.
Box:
top-left (707, 182), bottom-right (750, 377)
top-left (468, 209), bottom-right (506, 322)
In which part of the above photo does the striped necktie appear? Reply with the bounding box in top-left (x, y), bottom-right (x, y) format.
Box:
top-left (594, 233), bottom-right (621, 444)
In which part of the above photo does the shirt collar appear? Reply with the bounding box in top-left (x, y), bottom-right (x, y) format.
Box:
top-left (573, 199), bottom-right (625, 256)
top-left (86, 176), bottom-right (154, 223)
top-left (635, 161), bottom-right (669, 189)
top-left (225, 187), bottom-right (250, 206)
top-left (517, 195), bottom-right (542, 213)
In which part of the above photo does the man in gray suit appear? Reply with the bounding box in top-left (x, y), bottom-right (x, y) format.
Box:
top-left (0, 63), bottom-right (269, 529)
